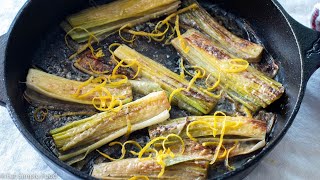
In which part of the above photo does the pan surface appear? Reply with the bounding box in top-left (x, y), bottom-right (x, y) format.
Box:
top-left (0, 0), bottom-right (319, 179)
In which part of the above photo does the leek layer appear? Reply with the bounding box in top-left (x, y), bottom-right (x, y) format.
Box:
top-left (63, 0), bottom-right (181, 43)
top-left (26, 69), bottom-right (132, 106)
top-left (50, 91), bottom-right (170, 164)
top-left (179, 0), bottom-right (263, 62)
top-left (114, 44), bottom-right (218, 115)
top-left (172, 29), bottom-right (284, 112)
top-left (92, 158), bottom-right (208, 180)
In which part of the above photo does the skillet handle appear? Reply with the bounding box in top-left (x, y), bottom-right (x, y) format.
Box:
top-left (0, 34), bottom-right (8, 106)
top-left (283, 12), bottom-right (320, 81)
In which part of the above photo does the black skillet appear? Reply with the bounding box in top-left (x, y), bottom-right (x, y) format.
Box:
top-left (0, 0), bottom-right (320, 179)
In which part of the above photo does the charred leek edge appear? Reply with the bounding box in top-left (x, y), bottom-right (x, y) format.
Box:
top-left (73, 56), bottom-right (163, 95)
top-left (180, 0), bottom-right (263, 62)
top-left (114, 44), bottom-right (217, 115)
top-left (149, 115), bottom-right (266, 140)
top-left (50, 91), bottom-right (170, 164)
top-left (172, 29), bottom-right (284, 112)
top-left (91, 158), bottom-right (208, 180)
top-left (154, 137), bottom-right (266, 162)
top-left (26, 69), bottom-right (132, 106)
top-left (24, 88), bottom-right (96, 111)
top-left (62, 0), bottom-right (181, 43)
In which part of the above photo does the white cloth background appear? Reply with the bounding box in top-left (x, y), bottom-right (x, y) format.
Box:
top-left (0, 0), bottom-right (319, 179)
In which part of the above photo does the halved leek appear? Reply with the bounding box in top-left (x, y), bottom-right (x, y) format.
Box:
top-left (92, 158), bottom-right (208, 180)
top-left (149, 115), bottom-right (267, 159)
top-left (172, 29), bottom-right (284, 112)
top-left (50, 91), bottom-right (170, 164)
top-left (114, 44), bottom-right (218, 115)
top-left (149, 116), bottom-right (266, 140)
top-left (73, 51), bottom-right (163, 95)
top-left (179, 0), bottom-right (263, 62)
top-left (63, 0), bottom-right (181, 43)
top-left (26, 69), bottom-right (132, 106)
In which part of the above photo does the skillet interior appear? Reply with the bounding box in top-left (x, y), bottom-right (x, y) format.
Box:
top-left (4, 0), bottom-right (302, 179)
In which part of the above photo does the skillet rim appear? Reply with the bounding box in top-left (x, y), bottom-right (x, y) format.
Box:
top-left (2, 0), bottom-right (307, 179)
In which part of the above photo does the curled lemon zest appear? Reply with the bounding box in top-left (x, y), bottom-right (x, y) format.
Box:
top-left (221, 59), bottom-right (249, 73)
top-left (138, 137), bottom-right (167, 158)
top-left (210, 111), bottom-right (227, 164)
top-left (186, 67), bottom-right (206, 91)
top-left (206, 72), bottom-right (221, 91)
top-left (161, 4), bottom-right (199, 26)
top-left (127, 21), bottom-right (170, 38)
top-left (65, 27), bottom-right (99, 51)
top-left (33, 107), bottom-right (48, 122)
top-left (112, 58), bottom-right (141, 79)
top-left (108, 43), bottom-right (121, 57)
top-left (78, 58), bottom-right (109, 75)
top-left (65, 27), bottom-right (104, 59)
top-left (73, 76), bottom-right (94, 97)
top-left (168, 88), bottom-right (185, 105)
top-left (97, 140), bottom-right (142, 161)
top-left (179, 58), bottom-right (185, 79)
top-left (162, 134), bottom-right (185, 155)
top-left (225, 141), bottom-right (238, 170)
top-left (137, 134), bottom-right (185, 178)
top-left (119, 24), bottom-right (136, 43)
top-left (175, 15), bottom-right (189, 53)
top-left (186, 120), bottom-right (216, 141)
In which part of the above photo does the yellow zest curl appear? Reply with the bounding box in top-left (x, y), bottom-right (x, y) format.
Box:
top-left (175, 15), bottom-right (190, 53)
top-left (206, 72), bottom-right (221, 91)
top-left (186, 120), bottom-right (216, 141)
top-left (210, 111), bottom-right (227, 164)
top-left (168, 88), bottom-right (185, 105)
top-left (225, 142), bottom-right (238, 170)
top-left (128, 176), bottom-right (149, 180)
top-left (33, 107), bottom-right (48, 122)
top-left (161, 4), bottom-right (199, 26)
top-left (97, 140), bottom-right (142, 161)
top-left (221, 59), bottom-right (249, 73)
top-left (119, 24), bottom-right (136, 43)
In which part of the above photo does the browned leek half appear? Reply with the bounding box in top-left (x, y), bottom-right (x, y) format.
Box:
top-left (73, 51), bottom-right (163, 95)
top-left (149, 115), bottom-right (267, 159)
top-left (26, 69), bottom-right (132, 106)
top-left (92, 158), bottom-right (208, 180)
top-left (24, 88), bottom-right (95, 111)
top-left (172, 29), bottom-right (284, 112)
top-left (114, 44), bottom-right (218, 115)
top-left (63, 0), bottom-right (181, 43)
top-left (149, 116), bottom-right (266, 140)
top-left (179, 0), bottom-right (263, 62)
top-left (50, 91), bottom-right (170, 164)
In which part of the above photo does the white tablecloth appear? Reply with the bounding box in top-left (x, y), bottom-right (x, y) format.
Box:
top-left (0, 0), bottom-right (319, 179)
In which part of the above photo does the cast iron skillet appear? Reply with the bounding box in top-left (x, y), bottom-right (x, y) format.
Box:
top-left (0, 0), bottom-right (320, 179)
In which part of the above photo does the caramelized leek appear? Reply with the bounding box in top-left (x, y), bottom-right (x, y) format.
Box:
top-left (92, 158), bottom-right (208, 180)
top-left (50, 91), bottom-right (170, 164)
top-left (26, 69), bottom-right (132, 106)
top-left (24, 88), bottom-right (95, 111)
top-left (179, 0), bottom-right (263, 62)
top-left (149, 115), bottom-right (267, 159)
top-left (149, 116), bottom-right (266, 140)
top-left (114, 44), bottom-right (217, 115)
top-left (73, 51), bottom-right (163, 95)
top-left (63, 0), bottom-right (181, 43)
top-left (172, 29), bottom-right (284, 112)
